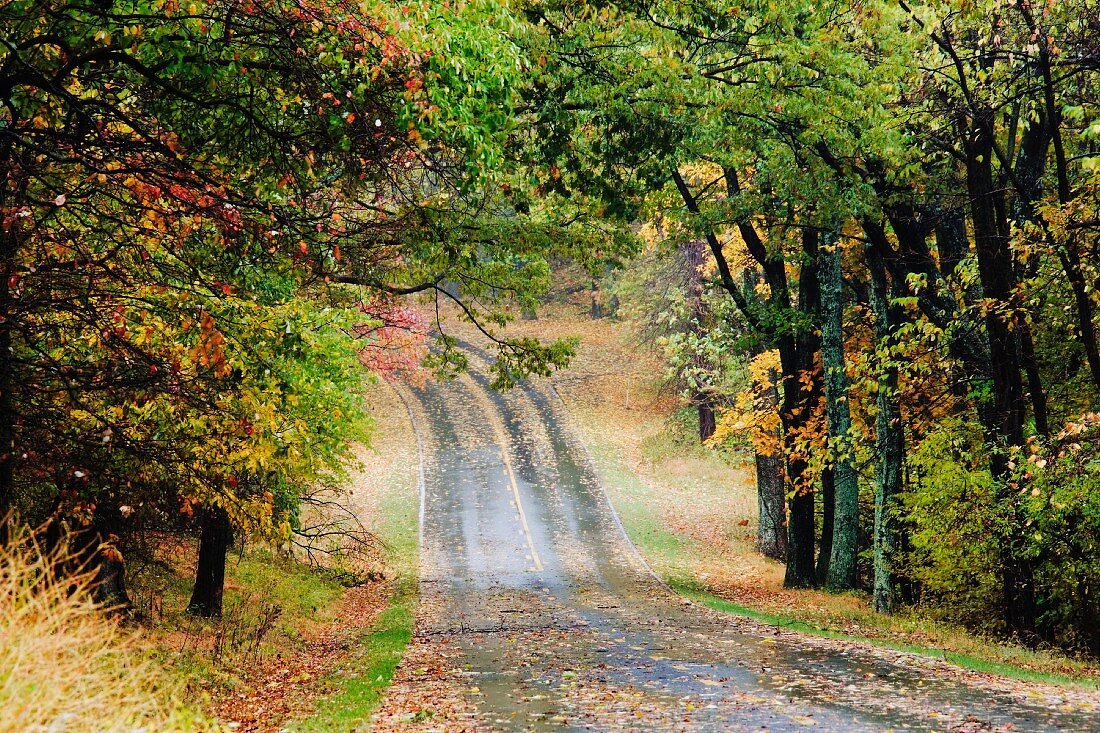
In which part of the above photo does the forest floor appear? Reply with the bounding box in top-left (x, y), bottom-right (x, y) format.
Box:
top-left (129, 378), bottom-right (419, 731)
top-left (463, 286), bottom-right (1100, 688)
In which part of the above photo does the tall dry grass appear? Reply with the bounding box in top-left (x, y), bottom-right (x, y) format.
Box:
top-left (0, 525), bottom-right (200, 733)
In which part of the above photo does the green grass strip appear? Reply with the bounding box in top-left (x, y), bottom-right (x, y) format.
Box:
top-left (292, 578), bottom-right (417, 733)
top-left (671, 579), bottom-right (1098, 689)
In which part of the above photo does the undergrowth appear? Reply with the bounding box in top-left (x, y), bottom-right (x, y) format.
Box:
top-left (0, 525), bottom-right (206, 733)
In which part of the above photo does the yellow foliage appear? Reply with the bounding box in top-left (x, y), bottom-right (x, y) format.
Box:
top-left (710, 349), bottom-right (783, 457)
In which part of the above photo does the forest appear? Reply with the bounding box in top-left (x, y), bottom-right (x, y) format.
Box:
top-left (4, 0), bottom-right (1100, 730)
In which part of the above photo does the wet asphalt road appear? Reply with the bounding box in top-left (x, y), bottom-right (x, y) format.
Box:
top-left (390, 358), bottom-right (1100, 732)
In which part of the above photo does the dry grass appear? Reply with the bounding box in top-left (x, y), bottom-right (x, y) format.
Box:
top-left (1, 525), bottom-right (201, 733)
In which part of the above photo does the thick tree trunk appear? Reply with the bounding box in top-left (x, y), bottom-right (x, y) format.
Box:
top-left (696, 397), bottom-right (716, 442)
top-left (781, 230), bottom-right (822, 589)
top-left (779, 335), bottom-right (819, 588)
top-left (783, 441), bottom-right (816, 587)
top-left (73, 505), bottom-right (132, 612)
top-left (966, 111), bottom-right (1036, 638)
top-left (89, 537), bottom-right (131, 611)
top-left (935, 209), bottom-right (970, 279)
top-left (820, 236), bottom-right (859, 591)
top-left (756, 368), bottom-right (787, 561)
top-left (590, 280), bottom-right (602, 319)
top-left (868, 248), bottom-right (905, 613)
top-left (187, 506), bottom-right (234, 618)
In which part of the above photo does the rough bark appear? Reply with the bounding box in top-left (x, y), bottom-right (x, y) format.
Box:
top-left (73, 505), bottom-right (133, 612)
top-left (820, 235), bottom-right (859, 591)
top-left (187, 505), bottom-right (234, 618)
top-left (965, 108), bottom-right (1036, 637)
top-left (868, 247), bottom-right (905, 613)
top-left (935, 209), bottom-right (970, 279)
top-left (1020, 327), bottom-right (1049, 437)
top-left (816, 464), bottom-right (834, 585)
top-left (755, 368), bottom-right (787, 561)
top-left (697, 398), bottom-right (716, 442)
top-left (780, 230), bottom-right (822, 589)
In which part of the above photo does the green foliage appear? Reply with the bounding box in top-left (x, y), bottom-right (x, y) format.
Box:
top-left (1020, 419), bottom-right (1100, 654)
top-left (0, 0), bottom-right (600, 547)
top-left (510, 0), bottom-right (1100, 648)
top-left (903, 422), bottom-right (1002, 631)
top-left (904, 416), bottom-right (1100, 654)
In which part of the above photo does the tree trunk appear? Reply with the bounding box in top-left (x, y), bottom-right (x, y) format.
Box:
top-left (697, 396), bottom-right (716, 441)
top-left (781, 230), bottom-right (823, 589)
top-left (756, 368), bottom-right (787, 561)
top-left (868, 247), bottom-right (905, 613)
top-left (683, 239), bottom-right (716, 444)
top-left (816, 465), bottom-right (834, 585)
top-left (965, 110), bottom-right (1036, 638)
top-left (73, 504), bottom-right (132, 612)
top-left (935, 209), bottom-right (970, 279)
top-left (1020, 326), bottom-right (1049, 437)
top-left (187, 505), bottom-right (234, 618)
top-left (820, 235), bottom-right (859, 591)
top-left (1057, 249), bottom-right (1100, 390)
top-left (0, 225), bottom-right (17, 535)
top-left (590, 280), bottom-right (602, 319)
top-left (680, 170), bottom-right (819, 587)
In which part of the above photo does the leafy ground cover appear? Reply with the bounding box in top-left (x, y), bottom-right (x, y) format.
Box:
top-left (476, 292), bottom-right (1100, 686)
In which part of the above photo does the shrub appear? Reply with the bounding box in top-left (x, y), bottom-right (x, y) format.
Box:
top-left (903, 415), bottom-right (1100, 654)
top-left (902, 422), bottom-right (1003, 633)
top-left (1022, 415), bottom-right (1100, 655)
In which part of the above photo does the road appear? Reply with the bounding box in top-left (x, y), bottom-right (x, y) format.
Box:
top-left (372, 358), bottom-right (1100, 732)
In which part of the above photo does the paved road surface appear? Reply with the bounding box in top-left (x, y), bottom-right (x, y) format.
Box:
top-left (373, 358), bottom-right (1100, 732)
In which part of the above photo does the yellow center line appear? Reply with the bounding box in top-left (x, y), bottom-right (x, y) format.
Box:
top-left (461, 373), bottom-right (544, 573)
top-left (500, 444), bottom-right (544, 572)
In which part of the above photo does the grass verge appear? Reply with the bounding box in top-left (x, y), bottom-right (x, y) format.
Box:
top-left (293, 579), bottom-right (416, 732)
top-left (674, 579), bottom-right (1093, 687)
top-left (291, 384), bottom-right (420, 732)
top-left (137, 545), bottom-right (349, 696)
